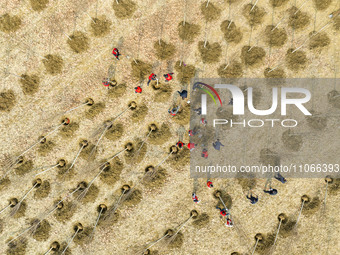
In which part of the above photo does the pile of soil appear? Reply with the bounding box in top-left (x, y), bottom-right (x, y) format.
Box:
top-left (74, 184), bottom-right (99, 203)
top-left (13, 202), bottom-right (27, 218)
top-left (220, 20), bottom-right (243, 44)
top-left (131, 60), bottom-right (152, 82)
top-left (14, 159), bottom-right (34, 176)
top-left (124, 139), bottom-right (147, 164)
top-left (105, 122), bottom-right (124, 141)
top-left (0, 90), bottom-right (16, 112)
top-left (154, 40), bottom-right (176, 60)
top-left (264, 67), bottom-right (285, 79)
top-left (174, 61), bottom-right (196, 85)
top-left (57, 163), bottom-right (75, 181)
top-left (214, 190), bottom-right (232, 209)
top-left (178, 21), bottom-right (200, 42)
top-left (73, 227), bottom-right (92, 245)
top-left (172, 103), bottom-right (190, 125)
top-left (255, 232), bottom-right (276, 252)
top-left (42, 54), bottom-right (63, 75)
top-left (288, 7), bottom-right (310, 30)
top-left (217, 61), bottom-right (243, 78)
top-left (112, 0), bottom-right (137, 19)
top-left (79, 142), bottom-right (97, 160)
top-left (34, 180), bottom-right (51, 199)
top-left (55, 242), bottom-right (72, 255)
top-left (281, 129), bottom-right (303, 151)
top-left (108, 83), bottom-right (127, 98)
top-left (334, 16), bottom-right (340, 30)
top-left (85, 102), bottom-right (105, 119)
top-left (143, 167), bottom-right (167, 189)
top-left (20, 74), bottom-right (40, 95)
top-left (90, 16), bottom-right (111, 37)
top-left (327, 90), bottom-right (340, 108)
top-left (59, 122), bottom-right (79, 139)
top-left (131, 103), bottom-right (148, 123)
top-left (309, 31), bottom-right (330, 49)
top-left (198, 41), bottom-right (222, 63)
top-left (167, 232), bottom-right (184, 249)
top-left (123, 189), bottom-right (142, 207)
top-left (101, 210), bottom-right (120, 227)
top-left (6, 238), bottom-right (28, 255)
top-left (192, 213), bottom-right (210, 229)
top-left (149, 123), bottom-right (172, 145)
top-left (302, 196), bottom-right (321, 216)
top-left (313, 0), bottom-right (332, 10)
top-left (67, 31), bottom-right (90, 53)
top-left (237, 176), bottom-right (257, 191)
top-left (0, 13), bottom-right (21, 33)
top-left (153, 84), bottom-right (173, 103)
top-left (200, 1), bottom-right (221, 22)
top-left (264, 25), bottom-right (287, 47)
top-left (285, 49), bottom-right (307, 71)
top-left (0, 177), bottom-right (10, 192)
top-left (260, 148), bottom-right (280, 166)
top-left (305, 111), bottom-right (327, 130)
top-left (269, 0), bottom-right (289, 7)
top-left (241, 46), bottom-right (265, 66)
top-left (37, 140), bottom-right (55, 156)
top-left (30, 0), bottom-right (49, 11)
top-left (54, 201), bottom-right (76, 222)
top-left (31, 219), bottom-right (51, 241)
top-left (242, 4), bottom-right (266, 26)
top-left (279, 217), bottom-right (297, 238)
top-left (329, 178), bottom-right (340, 195)
top-left (100, 158), bottom-right (124, 185)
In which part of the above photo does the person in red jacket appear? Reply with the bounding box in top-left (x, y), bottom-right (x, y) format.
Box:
top-left (216, 206), bottom-right (228, 216)
top-left (192, 193), bottom-right (200, 203)
top-left (112, 48), bottom-right (120, 60)
top-left (147, 73), bottom-right (157, 86)
top-left (164, 73), bottom-right (174, 82)
top-left (207, 180), bottom-right (213, 188)
top-left (201, 149), bottom-right (208, 158)
top-left (176, 141), bottom-right (185, 149)
top-left (187, 143), bottom-right (196, 151)
top-left (135, 86), bottom-right (142, 93)
top-left (102, 79), bottom-right (110, 88)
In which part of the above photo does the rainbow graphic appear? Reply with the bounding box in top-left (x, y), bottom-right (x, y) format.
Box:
top-left (193, 82), bottom-right (223, 106)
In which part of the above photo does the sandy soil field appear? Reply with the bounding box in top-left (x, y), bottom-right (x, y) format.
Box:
top-left (0, 0), bottom-right (339, 254)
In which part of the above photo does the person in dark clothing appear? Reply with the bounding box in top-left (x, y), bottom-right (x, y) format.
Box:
top-left (177, 90), bottom-right (188, 100)
top-left (274, 173), bottom-right (287, 183)
top-left (228, 98), bottom-right (233, 105)
top-left (263, 187), bottom-right (278, 195)
top-left (246, 191), bottom-right (258, 204)
top-left (213, 139), bottom-right (224, 151)
top-left (193, 107), bottom-right (201, 115)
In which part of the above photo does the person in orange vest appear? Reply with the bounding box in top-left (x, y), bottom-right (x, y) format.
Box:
top-left (112, 48), bottom-right (120, 60)
top-left (164, 73), bottom-right (174, 82)
top-left (176, 141), bottom-right (185, 149)
top-left (192, 193), bottom-right (200, 203)
top-left (207, 180), bottom-right (213, 188)
top-left (135, 86), bottom-right (142, 93)
top-left (147, 73), bottom-right (157, 86)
